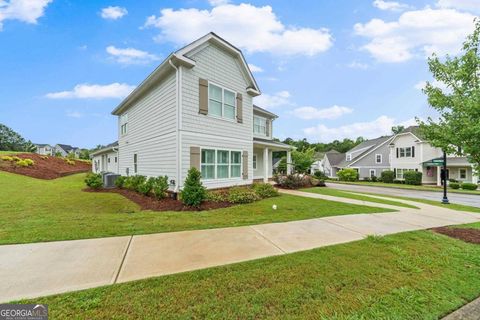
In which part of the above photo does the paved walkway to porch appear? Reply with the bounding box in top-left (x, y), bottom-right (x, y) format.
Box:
top-left (1, 191), bottom-right (479, 303)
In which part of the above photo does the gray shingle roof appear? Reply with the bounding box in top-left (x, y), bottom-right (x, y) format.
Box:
top-left (337, 136), bottom-right (392, 168)
top-left (325, 150), bottom-right (345, 166)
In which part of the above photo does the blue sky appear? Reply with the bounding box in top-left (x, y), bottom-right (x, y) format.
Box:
top-left (0, 0), bottom-right (478, 148)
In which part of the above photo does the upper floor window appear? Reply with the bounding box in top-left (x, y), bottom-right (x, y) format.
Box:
top-left (208, 83), bottom-right (236, 121)
top-left (346, 154), bottom-right (352, 161)
top-left (398, 147), bottom-right (413, 158)
top-left (375, 154), bottom-right (382, 164)
top-left (253, 116), bottom-right (267, 135)
top-left (120, 114), bottom-right (128, 135)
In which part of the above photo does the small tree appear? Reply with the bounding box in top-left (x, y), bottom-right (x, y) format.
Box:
top-left (337, 168), bottom-right (359, 182)
top-left (418, 19), bottom-right (480, 174)
top-left (181, 168), bottom-right (206, 207)
top-left (292, 147), bottom-right (315, 174)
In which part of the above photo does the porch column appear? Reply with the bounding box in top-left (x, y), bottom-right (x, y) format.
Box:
top-left (436, 166), bottom-right (442, 186)
top-left (263, 147), bottom-right (269, 183)
top-left (472, 165), bottom-right (478, 184)
top-left (286, 150), bottom-right (292, 174)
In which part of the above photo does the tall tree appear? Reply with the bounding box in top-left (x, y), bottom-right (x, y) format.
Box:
top-left (0, 123), bottom-right (34, 152)
top-left (418, 19), bottom-right (480, 173)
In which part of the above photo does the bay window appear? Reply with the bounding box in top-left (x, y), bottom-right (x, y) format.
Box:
top-left (208, 83), bottom-right (236, 120)
top-left (201, 149), bottom-right (242, 179)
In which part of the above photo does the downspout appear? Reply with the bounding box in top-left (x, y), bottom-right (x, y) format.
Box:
top-left (169, 59), bottom-right (181, 194)
top-left (112, 146), bottom-right (119, 174)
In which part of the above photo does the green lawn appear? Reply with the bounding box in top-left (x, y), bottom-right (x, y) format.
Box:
top-left (0, 171), bottom-right (393, 245)
top-left (0, 150), bottom-right (32, 155)
top-left (20, 229), bottom-right (480, 319)
top-left (331, 180), bottom-right (480, 195)
top-left (302, 187), bottom-right (418, 209)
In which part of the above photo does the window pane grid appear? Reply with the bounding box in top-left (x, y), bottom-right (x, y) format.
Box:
top-left (200, 149), bottom-right (242, 180)
top-left (208, 84), bottom-right (236, 120)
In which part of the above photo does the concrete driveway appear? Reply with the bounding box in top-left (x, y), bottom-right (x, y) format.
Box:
top-left (327, 182), bottom-right (480, 207)
top-left (1, 190), bottom-right (479, 303)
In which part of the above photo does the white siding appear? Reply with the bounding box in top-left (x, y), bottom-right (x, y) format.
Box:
top-left (117, 70), bottom-right (178, 182)
top-left (179, 43), bottom-right (254, 189)
top-left (92, 151), bottom-right (118, 173)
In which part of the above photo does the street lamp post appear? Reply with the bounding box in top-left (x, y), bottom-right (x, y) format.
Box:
top-left (442, 151), bottom-right (450, 204)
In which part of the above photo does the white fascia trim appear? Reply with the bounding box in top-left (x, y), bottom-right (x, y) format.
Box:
top-left (348, 137), bottom-right (394, 167)
top-left (391, 132), bottom-right (423, 143)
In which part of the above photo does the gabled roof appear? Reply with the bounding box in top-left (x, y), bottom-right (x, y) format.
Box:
top-left (390, 126), bottom-right (424, 143)
top-left (338, 136), bottom-right (392, 167)
top-left (325, 150), bottom-right (345, 166)
top-left (253, 105), bottom-right (278, 119)
top-left (112, 32), bottom-right (261, 116)
top-left (34, 143), bottom-right (51, 147)
top-left (56, 144), bottom-right (78, 152)
top-left (90, 141), bottom-right (119, 157)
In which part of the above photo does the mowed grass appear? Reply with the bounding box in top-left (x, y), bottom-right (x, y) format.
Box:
top-left (302, 187), bottom-right (418, 209)
top-left (0, 150), bottom-right (32, 155)
top-left (21, 230), bottom-right (480, 319)
top-left (0, 171), bottom-right (393, 245)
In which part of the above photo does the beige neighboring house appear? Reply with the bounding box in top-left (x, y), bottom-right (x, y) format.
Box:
top-left (91, 142), bottom-right (118, 173)
top-left (389, 126), bottom-right (478, 185)
top-left (110, 32), bottom-right (293, 190)
top-left (34, 144), bottom-right (53, 156)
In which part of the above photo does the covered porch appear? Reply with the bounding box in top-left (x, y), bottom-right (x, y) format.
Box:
top-left (423, 157), bottom-right (478, 186)
top-left (253, 138), bottom-right (293, 182)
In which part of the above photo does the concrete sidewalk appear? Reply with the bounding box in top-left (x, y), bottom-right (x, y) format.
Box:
top-left (1, 192), bottom-right (479, 303)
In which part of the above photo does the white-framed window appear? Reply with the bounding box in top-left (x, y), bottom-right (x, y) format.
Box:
top-left (399, 147), bottom-right (412, 158)
top-left (346, 154), bottom-right (352, 161)
top-left (253, 154), bottom-right (257, 170)
top-left (459, 168), bottom-right (467, 179)
top-left (133, 153), bottom-right (138, 174)
top-left (201, 148), bottom-right (242, 180)
top-left (375, 154), bottom-right (382, 164)
top-left (120, 113), bottom-right (128, 135)
top-left (208, 83), bottom-right (236, 121)
top-left (253, 116), bottom-right (267, 135)
top-left (395, 168), bottom-right (415, 179)
top-left (369, 169), bottom-right (376, 178)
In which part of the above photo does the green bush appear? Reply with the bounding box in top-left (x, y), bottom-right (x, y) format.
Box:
top-left (228, 187), bottom-right (260, 204)
top-left (65, 159), bottom-right (75, 165)
top-left (252, 183), bottom-right (279, 198)
top-left (85, 173), bottom-right (103, 189)
top-left (181, 168), bottom-right (206, 207)
top-left (123, 175), bottom-right (147, 192)
top-left (1, 156), bottom-right (13, 161)
top-left (16, 159), bottom-right (29, 167)
top-left (449, 182), bottom-right (460, 189)
top-left (393, 179), bottom-right (405, 184)
top-left (371, 176), bottom-right (378, 182)
top-left (114, 176), bottom-right (126, 188)
top-left (381, 170), bottom-right (395, 183)
top-left (137, 177), bottom-right (155, 196)
top-left (205, 190), bottom-right (228, 202)
top-left (24, 158), bottom-right (34, 166)
top-left (313, 171), bottom-right (328, 180)
top-left (274, 174), bottom-right (310, 189)
top-left (12, 156), bottom-right (21, 162)
top-left (363, 177), bottom-right (371, 182)
top-left (151, 176), bottom-right (169, 200)
top-left (462, 183), bottom-right (478, 190)
top-left (337, 168), bottom-right (359, 182)
top-left (404, 171), bottom-right (422, 185)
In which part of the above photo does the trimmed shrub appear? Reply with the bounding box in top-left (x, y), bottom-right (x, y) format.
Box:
top-left (363, 177), bottom-right (371, 182)
top-left (16, 160), bottom-right (29, 167)
top-left (65, 159), bottom-right (75, 165)
top-left (337, 168), bottom-right (359, 182)
top-left (381, 170), bottom-right (395, 183)
top-left (1, 156), bottom-right (13, 161)
top-left (205, 190), bottom-right (228, 202)
top-left (228, 187), bottom-right (260, 204)
top-left (24, 158), bottom-right (34, 166)
top-left (85, 173), bottom-right (103, 189)
top-left (114, 176), bottom-right (126, 188)
top-left (404, 171), bottom-right (422, 185)
top-left (393, 179), bottom-right (405, 184)
top-left (151, 176), bottom-right (169, 200)
top-left (371, 176), bottom-right (378, 182)
top-left (313, 171), bottom-right (328, 180)
top-left (181, 168), bottom-right (206, 207)
top-left (449, 182), bottom-right (460, 189)
top-left (462, 183), bottom-right (478, 191)
top-left (131, 175), bottom-right (147, 193)
top-left (274, 174), bottom-right (310, 189)
top-left (252, 183), bottom-right (279, 198)
top-left (12, 156), bottom-right (21, 162)
top-left (137, 177), bottom-right (155, 196)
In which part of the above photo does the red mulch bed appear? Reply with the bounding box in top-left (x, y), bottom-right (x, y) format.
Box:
top-left (431, 226), bottom-right (480, 244)
top-left (0, 153), bottom-right (91, 179)
top-left (85, 188), bottom-right (233, 212)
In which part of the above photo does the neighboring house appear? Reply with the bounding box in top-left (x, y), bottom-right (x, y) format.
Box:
top-left (389, 126), bottom-right (478, 185)
top-left (336, 136), bottom-right (394, 180)
top-left (91, 142), bottom-right (119, 173)
top-left (322, 150), bottom-right (345, 178)
top-left (310, 152), bottom-right (325, 174)
top-left (34, 144), bottom-right (53, 156)
top-left (54, 144), bottom-right (80, 158)
top-left (111, 32), bottom-right (293, 191)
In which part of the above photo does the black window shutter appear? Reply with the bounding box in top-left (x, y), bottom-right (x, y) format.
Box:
top-left (396, 148), bottom-right (399, 158)
top-left (412, 146), bottom-right (415, 157)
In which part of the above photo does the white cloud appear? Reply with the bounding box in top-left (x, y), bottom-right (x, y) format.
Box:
top-left (144, 3), bottom-right (332, 56)
top-left (373, 0), bottom-right (410, 11)
top-left (437, 0), bottom-right (480, 13)
top-left (66, 111), bottom-right (83, 118)
top-left (347, 61), bottom-right (369, 69)
top-left (208, 0), bottom-right (230, 6)
top-left (0, 0), bottom-right (52, 30)
top-left (45, 83), bottom-right (135, 99)
top-left (248, 63), bottom-right (263, 73)
top-left (106, 46), bottom-right (160, 65)
top-left (304, 116), bottom-right (397, 142)
top-left (253, 91), bottom-right (291, 109)
top-left (354, 8), bottom-right (476, 63)
top-left (101, 6), bottom-right (127, 20)
top-left (293, 105), bottom-right (353, 120)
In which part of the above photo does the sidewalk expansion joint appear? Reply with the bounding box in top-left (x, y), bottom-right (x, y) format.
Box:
top-left (249, 226), bottom-right (287, 254)
top-left (114, 235), bottom-right (133, 284)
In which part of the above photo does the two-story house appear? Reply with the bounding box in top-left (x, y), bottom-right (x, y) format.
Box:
top-left (34, 144), bottom-right (53, 156)
top-left (54, 144), bottom-right (80, 158)
top-left (389, 126), bottom-right (478, 185)
top-left (110, 33), bottom-right (292, 191)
